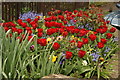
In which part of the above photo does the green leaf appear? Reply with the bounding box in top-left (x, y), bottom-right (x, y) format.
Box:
top-left (77, 66), bottom-right (91, 74)
top-left (64, 63), bottom-right (76, 75)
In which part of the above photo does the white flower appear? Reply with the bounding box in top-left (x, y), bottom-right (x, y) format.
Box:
top-left (82, 60), bottom-right (87, 66)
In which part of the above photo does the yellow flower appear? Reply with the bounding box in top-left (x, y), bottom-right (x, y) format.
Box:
top-left (78, 38), bottom-right (80, 40)
top-left (71, 35), bottom-right (74, 38)
top-left (44, 16), bottom-right (46, 19)
top-left (89, 48), bottom-right (94, 51)
top-left (47, 37), bottom-right (52, 44)
top-left (52, 55), bottom-right (57, 62)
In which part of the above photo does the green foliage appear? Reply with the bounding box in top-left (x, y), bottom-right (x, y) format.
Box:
top-left (1, 27), bottom-right (62, 78)
top-left (21, 7), bottom-right (31, 14)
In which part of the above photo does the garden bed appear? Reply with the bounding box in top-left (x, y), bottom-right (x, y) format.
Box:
top-left (0, 4), bottom-right (119, 79)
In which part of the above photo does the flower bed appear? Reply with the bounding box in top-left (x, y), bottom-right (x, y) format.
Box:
top-left (1, 6), bottom-right (119, 79)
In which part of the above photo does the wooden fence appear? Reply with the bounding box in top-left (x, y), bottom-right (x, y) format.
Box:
top-left (2, 2), bottom-right (89, 21)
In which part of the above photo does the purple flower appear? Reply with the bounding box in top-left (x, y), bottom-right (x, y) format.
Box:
top-left (59, 58), bottom-right (65, 64)
top-left (70, 19), bottom-right (76, 25)
top-left (19, 11), bottom-right (43, 20)
top-left (104, 54), bottom-right (106, 56)
top-left (104, 47), bottom-right (111, 52)
top-left (92, 58), bottom-right (97, 61)
top-left (67, 24), bottom-right (72, 26)
top-left (88, 27), bottom-right (93, 30)
top-left (113, 37), bottom-right (119, 42)
top-left (90, 52), bottom-right (100, 61)
top-left (30, 45), bottom-right (35, 51)
top-left (77, 48), bottom-right (80, 51)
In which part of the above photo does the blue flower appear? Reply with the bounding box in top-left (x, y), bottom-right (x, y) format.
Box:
top-left (104, 47), bottom-right (111, 52)
top-left (19, 11), bottom-right (43, 20)
top-left (70, 19), bottom-right (76, 25)
top-left (90, 52), bottom-right (100, 61)
top-left (88, 27), bottom-right (93, 30)
top-left (78, 25), bottom-right (84, 29)
top-left (113, 37), bottom-right (119, 42)
top-left (59, 58), bottom-right (65, 64)
top-left (104, 54), bottom-right (106, 56)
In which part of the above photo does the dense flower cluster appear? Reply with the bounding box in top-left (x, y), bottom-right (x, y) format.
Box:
top-left (19, 11), bottom-right (43, 20)
top-left (1, 6), bottom-right (118, 79)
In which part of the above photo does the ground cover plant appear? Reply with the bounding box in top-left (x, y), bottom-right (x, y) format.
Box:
top-left (0, 5), bottom-right (119, 79)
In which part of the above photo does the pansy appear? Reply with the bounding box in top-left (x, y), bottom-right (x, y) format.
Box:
top-left (56, 36), bottom-right (63, 41)
top-left (52, 55), bottom-right (57, 62)
top-left (47, 37), bottom-right (52, 44)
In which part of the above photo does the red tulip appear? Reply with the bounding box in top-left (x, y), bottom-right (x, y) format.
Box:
top-left (47, 28), bottom-right (56, 35)
top-left (78, 50), bottom-right (86, 58)
top-left (94, 31), bottom-right (97, 35)
top-left (59, 28), bottom-right (64, 34)
top-left (21, 22), bottom-right (27, 28)
top-left (66, 16), bottom-right (72, 21)
top-left (34, 18), bottom-right (39, 22)
top-left (52, 16), bottom-right (57, 21)
top-left (32, 23), bottom-right (38, 29)
top-left (11, 27), bottom-right (17, 32)
top-left (68, 12), bottom-right (72, 15)
top-left (106, 21), bottom-right (110, 24)
top-left (37, 39), bottom-right (47, 46)
top-left (63, 21), bottom-right (67, 25)
top-left (38, 32), bottom-right (43, 37)
top-left (82, 38), bottom-right (89, 44)
top-left (65, 51), bottom-right (72, 59)
top-left (57, 10), bottom-right (61, 14)
top-left (53, 42), bottom-right (60, 50)
top-left (77, 13), bottom-right (82, 17)
top-left (101, 38), bottom-right (107, 44)
top-left (106, 33), bottom-right (112, 39)
top-left (16, 36), bottom-right (21, 40)
top-left (97, 42), bottom-right (104, 48)
top-left (28, 36), bottom-right (33, 41)
top-left (10, 22), bottom-right (16, 27)
top-left (74, 29), bottom-right (80, 33)
top-left (37, 28), bottom-right (43, 33)
top-left (17, 29), bottom-right (23, 35)
top-left (89, 34), bottom-right (97, 41)
top-left (26, 27), bottom-right (31, 31)
top-left (79, 30), bottom-right (87, 37)
top-left (30, 21), bottom-right (36, 25)
top-left (45, 22), bottom-right (52, 28)
top-left (74, 10), bottom-right (78, 14)
top-left (62, 31), bottom-right (68, 37)
top-left (110, 27), bottom-right (116, 33)
top-left (64, 10), bottom-right (68, 14)
top-left (48, 11), bottom-right (52, 16)
top-left (96, 28), bottom-right (107, 34)
top-left (55, 22), bottom-right (62, 28)
top-left (77, 41), bottom-right (83, 48)
top-left (4, 27), bottom-right (9, 32)
top-left (44, 17), bottom-right (52, 21)
top-left (71, 15), bottom-right (76, 18)
top-left (17, 19), bottom-right (22, 23)
top-left (27, 30), bottom-right (32, 35)
top-left (26, 18), bottom-right (31, 23)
